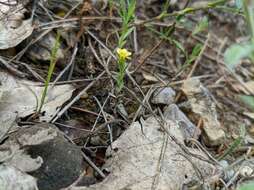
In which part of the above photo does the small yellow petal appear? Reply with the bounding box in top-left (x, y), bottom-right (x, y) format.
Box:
top-left (117, 48), bottom-right (132, 60)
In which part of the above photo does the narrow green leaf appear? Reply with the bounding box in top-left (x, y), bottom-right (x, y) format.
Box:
top-left (186, 43), bottom-right (203, 65)
top-left (127, 0), bottom-right (136, 22)
top-left (224, 43), bottom-right (254, 69)
top-left (122, 27), bottom-right (134, 40)
top-left (118, 27), bottom-right (134, 48)
top-left (191, 43), bottom-right (203, 56)
top-left (192, 17), bottom-right (209, 35)
top-left (158, 0), bottom-right (170, 18)
top-left (119, 0), bottom-right (127, 22)
top-left (162, 0), bottom-right (170, 13)
top-left (218, 125), bottom-right (245, 160)
top-left (172, 39), bottom-right (187, 57)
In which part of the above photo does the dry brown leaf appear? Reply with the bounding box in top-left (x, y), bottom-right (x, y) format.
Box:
top-left (0, 72), bottom-right (74, 122)
top-left (0, 0), bottom-right (33, 49)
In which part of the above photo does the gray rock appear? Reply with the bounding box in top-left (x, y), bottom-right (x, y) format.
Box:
top-left (164, 104), bottom-right (201, 141)
top-left (202, 124), bottom-right (226, 147)
top-left (0, 123), bottom-right (86, 190)
top-left (26, 124), bottom-right (85, 190)
top-left (182, 78), bottom-right (225, 146)
top-left (151, 87), bottom-right (176, 105)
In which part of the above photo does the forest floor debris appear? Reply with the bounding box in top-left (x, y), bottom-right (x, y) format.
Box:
top-left (0, 0), bottom-right (254, 190)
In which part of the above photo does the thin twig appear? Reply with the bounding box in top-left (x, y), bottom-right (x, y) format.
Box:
top-left (82, 152), bottom-right (106, 178)
top-left (0, 57), bottom-right (26, 77)
top-left (93, 95), bottom-right (113, 147)
top-left (187, 33), bottom-right (210, 79)
top-left (52, 44), bottom-right (78, 86)
top-left (51, 71), bottom-right (106, 123)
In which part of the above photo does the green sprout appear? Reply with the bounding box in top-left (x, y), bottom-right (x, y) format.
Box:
top-left (116, 0), bottom-right (136, 92)
top-left (37, 32), bottom-right (61, 114)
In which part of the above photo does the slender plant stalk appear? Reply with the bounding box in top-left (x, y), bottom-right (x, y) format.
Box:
top-left (116, 0), bottom-right (136, 92)
top-left (37, 32), bottom-right (61, 113)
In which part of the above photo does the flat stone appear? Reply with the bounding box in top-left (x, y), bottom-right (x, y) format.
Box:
top-left (202, 121), bottom-right (225, 146)
top-left (151, 87), bottom-right (176, 105)
top-left (182, 79), bottom-right (225, 146)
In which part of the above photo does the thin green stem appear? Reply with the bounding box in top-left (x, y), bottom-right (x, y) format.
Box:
top-left (208, 0), bottom-right (228, 7)
top-left (134, 0), bottom-right (231, 26)
top-left (116, 0), bottom-right (136, 92)
top-left (37, 33), bottom-right (61, 113)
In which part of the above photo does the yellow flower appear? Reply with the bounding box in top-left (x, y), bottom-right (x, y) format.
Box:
top-left (116, 48), bottom-right (132, 60)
